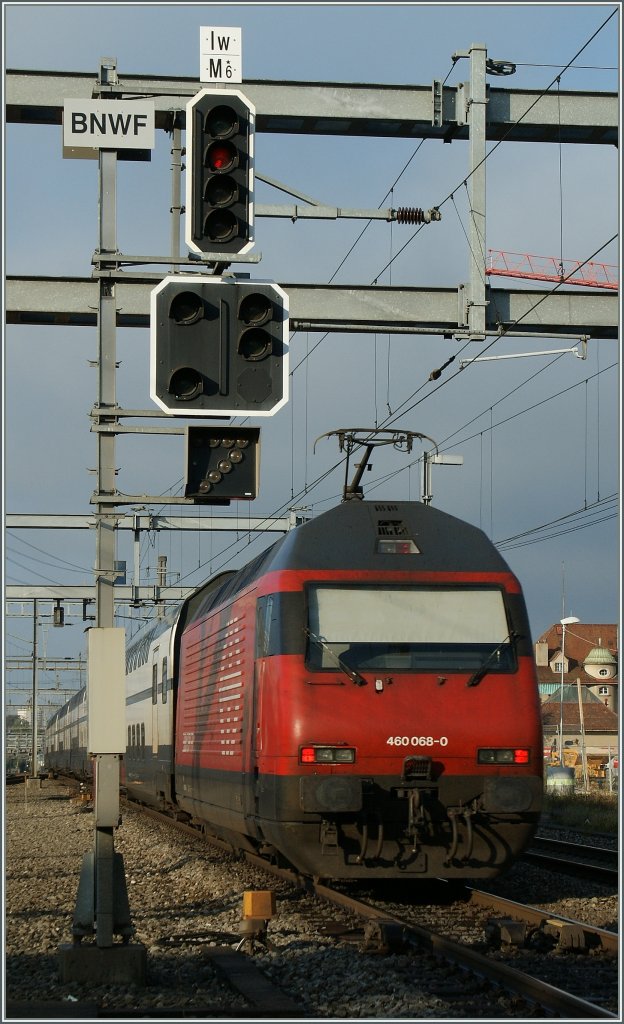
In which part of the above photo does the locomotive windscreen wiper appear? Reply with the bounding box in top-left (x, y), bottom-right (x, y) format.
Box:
top-left (304, 628), bottom-right (367, 687)
top-left (465, 632), bottom-right (517, 687)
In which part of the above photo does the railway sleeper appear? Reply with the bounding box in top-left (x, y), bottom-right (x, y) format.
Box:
top-left (486, 916), bottom-right (601, 953)
top-left (362, 920), bottom-right (409, 954)
top-left (543, 919), bottom-right (603, 952)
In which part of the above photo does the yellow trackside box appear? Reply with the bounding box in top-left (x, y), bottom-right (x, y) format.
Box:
top-left (243, 891), bottom-right (276, 919)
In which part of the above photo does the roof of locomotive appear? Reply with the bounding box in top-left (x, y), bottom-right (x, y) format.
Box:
top-left (266, 500), bottom-right (511, 573)
top-left (184, 500), bottom-right (514, 625)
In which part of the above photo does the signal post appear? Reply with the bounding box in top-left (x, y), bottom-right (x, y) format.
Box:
top-left (59, 47), bottom-right (289, 986)
top-left (59, 58), bottom-right (146, 985)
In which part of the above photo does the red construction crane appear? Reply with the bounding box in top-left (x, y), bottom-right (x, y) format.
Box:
top-left (486, 250), bottom-right (618, 290)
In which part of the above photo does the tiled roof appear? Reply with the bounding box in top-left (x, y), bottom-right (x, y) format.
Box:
top-left (535, 622), bottom-right (618, 684)
top-left (541, 686), bottom-right (619, 733)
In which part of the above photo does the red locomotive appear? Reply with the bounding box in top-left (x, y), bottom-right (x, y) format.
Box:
top-left (45, 499), bottom-right (543, 880)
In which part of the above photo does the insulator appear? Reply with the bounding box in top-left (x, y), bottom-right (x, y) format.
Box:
top-left (486, 59), bottom-right (516, 76)
top-left (396, 207), bottom-right (427, 225)
top-left (395, 207), bottom-right (441, 225)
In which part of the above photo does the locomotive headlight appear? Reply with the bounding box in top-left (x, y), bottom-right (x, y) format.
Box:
top-left (300, 745), bottom-right (356, 764)
top-left (315, 748), bottom-right (334, 762)
top-left (478, 748), bottom-right (531, 765)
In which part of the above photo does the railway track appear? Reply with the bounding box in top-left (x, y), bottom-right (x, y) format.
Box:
top-left (5, 772), bottom-right (31, 785)
top-left (314, 883), bottom-right (617, 1019)
top-left (123, 795), bottom-right (618, 1018)
top-left (11, 778), bottom-right (617, 1018)
top-left (525, 836), bottom-right (618, 882)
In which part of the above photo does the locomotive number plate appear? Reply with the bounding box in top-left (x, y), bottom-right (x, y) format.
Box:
top-left (386, 735), bottom-right (448, 747)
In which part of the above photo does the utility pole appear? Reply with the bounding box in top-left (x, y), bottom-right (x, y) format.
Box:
top-left (29, 599), bottom-right (38, 779)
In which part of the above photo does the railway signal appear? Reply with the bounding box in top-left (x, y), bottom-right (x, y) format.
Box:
top-left (186, 88), bottom-right (255, 255)
top-left (150, 275), bottom-right (289, 416)
top-left (184, 425), bottom-right (260, 501)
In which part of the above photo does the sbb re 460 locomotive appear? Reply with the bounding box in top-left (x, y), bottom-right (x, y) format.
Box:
top-left (45, 500), bottom-right (543, 880)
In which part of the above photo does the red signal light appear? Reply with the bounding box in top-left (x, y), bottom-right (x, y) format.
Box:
top-left (207, 141), bottom-right (237, 173)
top-left (301, 747), bottom-right (316, 764)
top-left (513, 748), bottom-right (530, 764)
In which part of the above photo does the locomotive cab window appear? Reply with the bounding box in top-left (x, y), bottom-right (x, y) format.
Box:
top-left (256, 593), bottom-right (304, 657)
top-left (305, 585), bottom-right (516, 674)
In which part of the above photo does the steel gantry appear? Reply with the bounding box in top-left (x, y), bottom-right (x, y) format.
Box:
top-left (5, 56), bottom-right (619, 342)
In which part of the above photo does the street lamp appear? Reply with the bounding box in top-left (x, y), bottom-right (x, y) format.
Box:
top-left (559, 616), bottom-right (580, 765)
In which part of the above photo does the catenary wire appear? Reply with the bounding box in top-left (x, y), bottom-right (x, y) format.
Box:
top-left (8, 533), bottom-right (92, 573)
top-left (495, 494), bottom-right (618, 546)
top-left (348, 360), bottom-right (617, 502)
top-left (45, 21), bottom-right (616, 617)
top-left (191, 14), bottom-right (619, 574)
top-left (372, 8), bottom-right (617, 283)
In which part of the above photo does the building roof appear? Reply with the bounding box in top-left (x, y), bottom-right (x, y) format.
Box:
top-left (542, 685), bottom-right (619, 734)
top-left (535, 622), bottom-right (618, 685)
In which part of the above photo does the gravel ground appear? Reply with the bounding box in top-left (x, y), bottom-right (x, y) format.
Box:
top-left (4, 779), bottom-right (619, 1020)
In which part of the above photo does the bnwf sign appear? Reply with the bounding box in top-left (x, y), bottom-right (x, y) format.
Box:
top-left (200, 26), bottom-right (242, 83)
top-left (63, 100), bottom-right (155, 153)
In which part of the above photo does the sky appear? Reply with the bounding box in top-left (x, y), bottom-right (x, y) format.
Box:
top-left (3, 2), bottom-right (621, 717)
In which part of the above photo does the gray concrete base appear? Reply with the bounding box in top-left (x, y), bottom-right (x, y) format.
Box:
top-left (58, 943), bottom-right (147, 985)
top-left (25, 776), bottom-right (42, 791)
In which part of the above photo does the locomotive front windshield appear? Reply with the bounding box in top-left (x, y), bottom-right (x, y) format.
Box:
top-left (305, 585), bottom-right (516, 673)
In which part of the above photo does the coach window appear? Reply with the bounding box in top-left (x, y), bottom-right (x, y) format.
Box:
top-left (127, 725), bottom-right (131, 752)
top-left (140, 723), bottom-right (146, 755)
top-left (131, 724), bottom-right (136, 751)
top-left (161, 657), bottom-right (168, 704)
top-left (152, 663), bottom-right (158, 704)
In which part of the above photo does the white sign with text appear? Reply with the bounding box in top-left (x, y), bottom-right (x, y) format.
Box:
top-left (200, 26), bottom-right (242, 83)
top-left (63, 100), bottom-right (155, 150)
